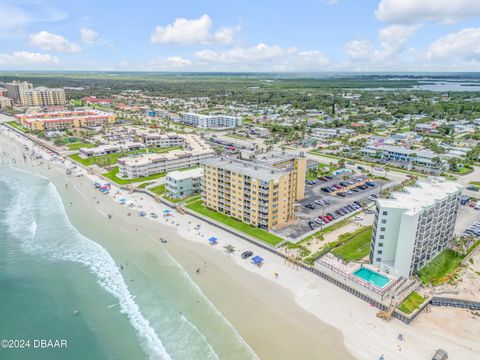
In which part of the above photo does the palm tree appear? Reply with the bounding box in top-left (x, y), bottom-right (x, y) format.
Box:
top-left (431, 156), bottom-right (443, 170)
top-left (447, 157), bottom-right (459, 172)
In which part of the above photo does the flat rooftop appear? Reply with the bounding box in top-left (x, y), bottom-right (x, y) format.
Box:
top-left (201, 157), bottom-right (290, 182)
top-left (167, 167), bottom-right (203, 180)
top-left (378, 178), bottom-right (462, 215)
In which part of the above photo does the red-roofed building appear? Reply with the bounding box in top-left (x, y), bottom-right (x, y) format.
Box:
top-left (82, 96), bottom-right (113, 106)
top-left (350, 122), bottom-right (365, 128)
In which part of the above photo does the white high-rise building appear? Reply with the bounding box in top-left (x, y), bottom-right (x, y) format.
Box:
top-left (370, 178), bottom-right (462, 278)
top-left (182, 113), bottom-right (242, 129)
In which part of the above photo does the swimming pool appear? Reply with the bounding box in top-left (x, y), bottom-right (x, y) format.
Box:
top-left (353, 267), bottom-right (390, 288)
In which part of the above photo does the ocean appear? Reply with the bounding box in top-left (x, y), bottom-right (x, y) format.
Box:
top-left (0, 164), bottom-right (257, 360)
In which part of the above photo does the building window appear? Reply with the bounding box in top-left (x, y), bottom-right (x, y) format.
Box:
top-left (378, 242), bottom-right (383, 247)
top-left (380, 227), bottom-right (385, 232)
top-left (377, 250), bottom-right (383, 255)
top-left (382, 211), bottom-right (388, 215)
top-left (381, 219), bottom-right (387, 224)
top-left (379, 235), bottom-right (384, 240)
top-left (376, 257), bottom-right (381, 262)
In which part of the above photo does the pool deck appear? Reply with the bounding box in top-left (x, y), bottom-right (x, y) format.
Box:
top-left (316, 254), bottom-right (399, 298)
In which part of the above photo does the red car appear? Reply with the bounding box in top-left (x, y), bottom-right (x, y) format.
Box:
top-left (322, 216), bottom-right (331, 223)
top-left (326, 215), bottom-right (334, 221)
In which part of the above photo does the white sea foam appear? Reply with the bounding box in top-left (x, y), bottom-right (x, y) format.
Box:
top-left (1, 172), bottom-right (172, 360)
top-left (161, 247), bottom-right (259, 360)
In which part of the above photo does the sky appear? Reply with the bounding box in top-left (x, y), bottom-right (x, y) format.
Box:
top-left (1, 0), bottom-right (480, 72)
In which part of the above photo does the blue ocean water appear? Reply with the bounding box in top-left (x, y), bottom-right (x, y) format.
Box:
top-left (0, 164), bottom-right (256, 360)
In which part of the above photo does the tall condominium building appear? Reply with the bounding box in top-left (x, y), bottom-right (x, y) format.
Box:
top-left (118, 134), bottom-right (214, 179)
top-left (370, 179), bottom-right (462, 278)
top-left (16, 110), bottom-right (116, 131)
top-left (182, 112), bottom-right (242, 129)
top-left (5, 81), bottom-right (33, 102)
top-left (0, 96), bottom-right (13, 109)
top-left (19, 87), bottom-right (66, 107)
top-left (201, 152), bottom-right (307, 230)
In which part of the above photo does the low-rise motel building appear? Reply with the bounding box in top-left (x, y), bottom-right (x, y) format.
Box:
top-left (118, 134), bottom-right (214, 179)
top-left (15, 110), bottom-right (116, 131)
top-left (201, 151), bottom-right (307, 230)
top-left (165, 167), bottom-right (204, 199)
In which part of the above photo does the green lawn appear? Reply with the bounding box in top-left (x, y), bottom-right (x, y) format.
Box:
top-left (66, 142), bottom-right (95, 150)
top-left (149, 184), bottom-right (165, 195)
top-left (6, 121), bottom-right (28, 132)
top-left (398, 292), bottom-right (426, 314)
top-left (417, 249), bottom-right (463, 285)
top-left (449, 166), bottom-right (473, 175)
top-left (137, 181), bottom-right (154, 189)
top-left (103, 166), bottom-right (166, 185)
top-left (331, 227), bottom-right (373, 261)
top-left (163, 193), bottom-right (200, 204)
top-left (186, 200), bottom-right (284, 246)
top-left (469, 181), bottom-right (480, 187)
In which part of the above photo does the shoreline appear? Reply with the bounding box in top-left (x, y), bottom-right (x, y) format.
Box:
top-left (0, 129), bottom-right (352, 359)
top-left (2, 126), bottom-right (480, 360)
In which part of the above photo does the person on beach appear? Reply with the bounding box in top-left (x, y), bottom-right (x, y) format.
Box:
top-left (196, 268), bottom-right (200, 274)
top-left (204, 261), bottom-right (207, 269)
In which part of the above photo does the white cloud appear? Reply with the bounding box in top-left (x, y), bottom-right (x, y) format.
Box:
top-left (150, 14), bottom-right (213, 45)
top-left (195, 43), bottom-right (329, 71)
top-left (345, 24), bottom-right (418, 62)
top-left (375, 0), bottom-right (480, 25)
top-left (426, 28), bottom-right (480, 61)
top-left (377, 24), bottom-right (419, 59)
top-left (29, 31), bottom-right (81, 53)
top-left (0, 51), bottom-right (59, 68)
top-left (214, 26), bottom-right (241, 45)
top-left (165, 56), bottom-right (192, 67)
top-left (151, 15), bottom-right (240, 45)
top-left (196, 43), bottom-right (297, 63)
top-left (80, 28), bottom-right (100, 44)
top-left (344, 40), bottom-right (374, 62)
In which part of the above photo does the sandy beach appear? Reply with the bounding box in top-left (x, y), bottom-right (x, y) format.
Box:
top-left (2, 125), bottom-right (480, 360)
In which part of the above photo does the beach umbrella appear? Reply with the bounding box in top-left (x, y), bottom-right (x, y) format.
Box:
top-left (163, 209), bottom-right (171, 214)
top-left (251, 256), bottom-right (264, 265)
top-left (208, 237), bottom-right (218, 245)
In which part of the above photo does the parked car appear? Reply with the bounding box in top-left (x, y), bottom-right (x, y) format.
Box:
top-left (460, 195), bottom-right (470, 205)
top-left (365, 181), bottom-right (376, 187)
top-left (241, 251), bottom-right (253, 259)
top-left (304, 203), bottom-right (315, 209)
top-left (337, 192), bottom-right (346, 197)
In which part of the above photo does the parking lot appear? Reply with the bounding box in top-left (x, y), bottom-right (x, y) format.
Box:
top-left (455, 202), bottom-right (480, 236)
top-left (274, 173), bottom-right (395, 239)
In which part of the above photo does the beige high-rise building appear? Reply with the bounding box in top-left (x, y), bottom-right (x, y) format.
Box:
top-left (201, 152), bottom-right (307, 230)
top-left (5, 81), bottom-right (33, 102)
top-left (18, 87), bottom-right (66, 107)
top-left (0, 96), bottom-right (13, 109)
